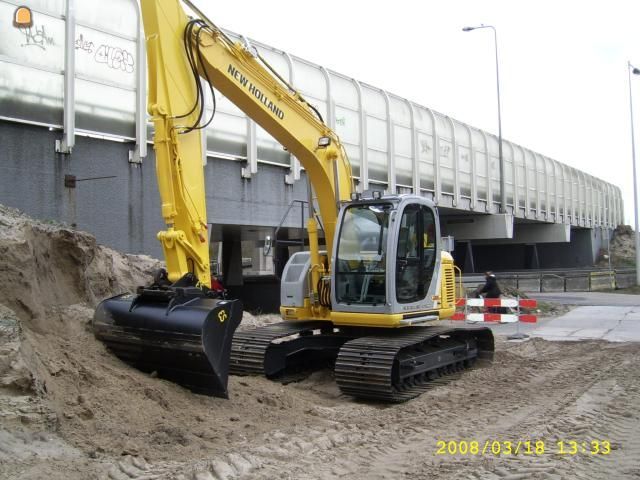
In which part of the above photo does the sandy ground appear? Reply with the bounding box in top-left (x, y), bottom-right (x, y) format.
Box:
top-left (1, 205), bottom-right (639, 479)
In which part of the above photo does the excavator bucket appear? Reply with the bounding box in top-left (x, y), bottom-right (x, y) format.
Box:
top-left (93, 289), bottom-right (242, 398)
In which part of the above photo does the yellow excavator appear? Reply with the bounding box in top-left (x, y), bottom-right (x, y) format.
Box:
top-left (94, 0), bottom-right (494, 402)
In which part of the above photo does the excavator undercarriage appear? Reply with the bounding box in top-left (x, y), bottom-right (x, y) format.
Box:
top-left (230, 322), bottom-right (494, 402)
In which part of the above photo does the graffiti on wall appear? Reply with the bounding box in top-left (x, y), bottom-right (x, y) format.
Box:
top-left (440, 144), bottom-right (451, 158)
top-left (75, 33), bottom-right (135, 74)
top-left (19, 24), bottom-right (55, 50)
top-left (75, 33), bottom-right (94, 53)
top-left (16, 21), bottom-right (135, 75)
top-left (94, 44), bottom-right (134, 73)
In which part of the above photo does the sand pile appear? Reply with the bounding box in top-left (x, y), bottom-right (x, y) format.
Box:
top-left (0, 205), bottom-right (163, 455)
top-left (0, 205), bottom-right (159, 325)
top-left (0, 205), bottom-right (315, 478)
top-left (0, 204), bottom-right (160, 407)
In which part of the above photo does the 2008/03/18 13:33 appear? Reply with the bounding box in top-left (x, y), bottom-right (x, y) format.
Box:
top-left (435, 440), bottom-right (612, 456)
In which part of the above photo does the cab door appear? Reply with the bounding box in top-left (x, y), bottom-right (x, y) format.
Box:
top-left (394, 203), bottom-right (438, 305)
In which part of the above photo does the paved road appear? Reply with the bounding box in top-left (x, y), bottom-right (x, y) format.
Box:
top-left (443, 316), bottom-right (554, 338)
top-left (534, 291), bottom-right (640, 306)
top-left (531, 306), bottom-right (640, 342)
top-left (445, 291), bottom-right (640, 342)
top-left (531, 293), bottom-right (640, 342)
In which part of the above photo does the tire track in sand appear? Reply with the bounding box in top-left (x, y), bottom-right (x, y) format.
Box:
top-left (99, 341), bottom-right (640, 480)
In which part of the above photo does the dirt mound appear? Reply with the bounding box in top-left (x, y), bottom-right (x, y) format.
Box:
top-left (0, 205), bottom-right (161, 439)
top-left (0, 304), bottom-right (31, 393)
top-left (0, 205), bottom-right (307, 478)
top-left (238, 311), bottom-right (281, 330)
top-left (0, 205), bottom-right (159, 331)
top-left (599, 224), bottom-right (636, 267)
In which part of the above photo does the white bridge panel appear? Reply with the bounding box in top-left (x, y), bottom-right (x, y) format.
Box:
top-left (0, 0), bottom-right (623, 229)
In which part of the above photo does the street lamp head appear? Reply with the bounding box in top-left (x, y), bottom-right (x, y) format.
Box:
top-left (633, 68), bottom-right (640, 76)
top-left (462, 24), bottom-right (495, 33)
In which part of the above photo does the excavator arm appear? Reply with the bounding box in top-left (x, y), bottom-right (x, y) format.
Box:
top-left (143, 0), bottom-right (211, 286)
top-left (93, 0), bottom-right (354, 399)
top-left (141, 0), bottom-right (354, 297)
top-left (93, 1), bottom-right (259, 398)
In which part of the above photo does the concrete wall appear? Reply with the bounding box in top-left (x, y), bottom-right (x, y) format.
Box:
top-left (536, 229), bottom-right (599, 268)
top-left (0, 120), bottom-right (613, 274)
top-left (0, 120), bottom-right (309, 258)
top-left (1, 120), bottom-right (161, 255)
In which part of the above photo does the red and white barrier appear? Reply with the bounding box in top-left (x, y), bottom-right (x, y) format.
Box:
top-left (451, 298), bottom-right (538, 324)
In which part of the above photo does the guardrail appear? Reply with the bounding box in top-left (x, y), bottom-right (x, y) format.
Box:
top-left (462, 269), bottom-right (635, 293)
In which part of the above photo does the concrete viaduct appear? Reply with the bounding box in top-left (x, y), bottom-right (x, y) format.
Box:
top-left (0, 0), bottom-right (623, 285)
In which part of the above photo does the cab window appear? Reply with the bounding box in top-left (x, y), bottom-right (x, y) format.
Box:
top-left (335, 203), bottom-right (391, 305)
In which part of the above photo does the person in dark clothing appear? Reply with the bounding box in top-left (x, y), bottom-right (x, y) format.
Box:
top-left (475, 271), bottom-right (503, 313)
top-left (477, 271), bottom-right (501, 298)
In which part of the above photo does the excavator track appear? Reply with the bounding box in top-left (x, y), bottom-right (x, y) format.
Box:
top-left (335, 326), bottom-right (494, 402)
top-left (232, 322), bottom-right (493, 402)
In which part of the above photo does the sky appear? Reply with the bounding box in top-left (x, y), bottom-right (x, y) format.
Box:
top-left (200, 0), bottom-right (639, 225)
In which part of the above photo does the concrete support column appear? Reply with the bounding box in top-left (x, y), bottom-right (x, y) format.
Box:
top-left (129, 0), bottom-right (147, 164)
top-left (525, 244), bottom-right (540, 269)
top-left (460, 241), bottom-right (475, 273)
top-left (55, 0), bottom-right (75, 154)
top-left (222, 236), bottom-right (243, 286)
top-left (252, 243), bottom-right (273, 274)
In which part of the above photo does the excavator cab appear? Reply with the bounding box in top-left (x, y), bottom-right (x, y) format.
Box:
top-left (333, 195), bottom-right (442, 318)
top-left (278, 194), bottom-right (457, 326)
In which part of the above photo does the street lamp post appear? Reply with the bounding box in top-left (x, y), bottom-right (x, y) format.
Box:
top-left (463, 24), bottom-right (506, 214)
top-left (628, 61), bottom-right (640, 286)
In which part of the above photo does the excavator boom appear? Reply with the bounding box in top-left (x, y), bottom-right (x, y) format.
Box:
top-left (92, 0), bottom-right (243, 398)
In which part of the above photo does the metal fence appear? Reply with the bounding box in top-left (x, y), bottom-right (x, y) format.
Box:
top-left (463, 269), bottom-right (635, 293)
